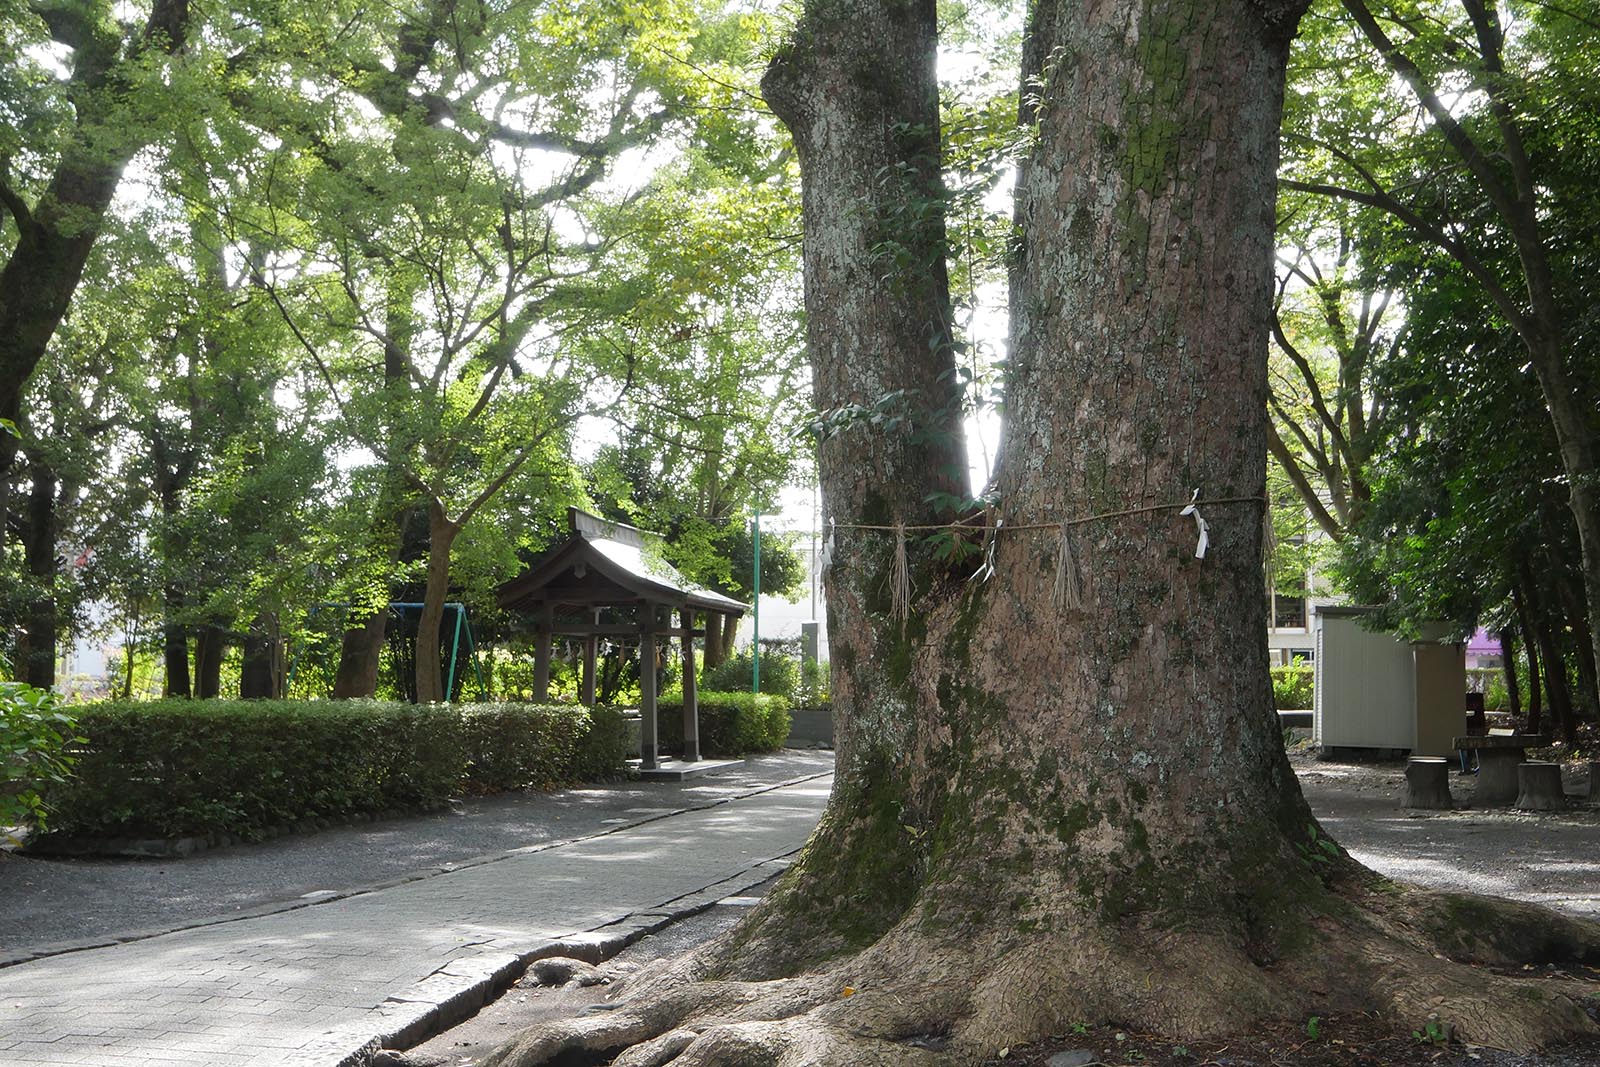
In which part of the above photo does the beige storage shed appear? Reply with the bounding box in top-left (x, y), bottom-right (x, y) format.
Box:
top-left (1312, 606), bottom-right (1466, 758)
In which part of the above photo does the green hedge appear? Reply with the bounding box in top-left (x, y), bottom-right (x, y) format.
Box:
top-left (655, 691), bottom-right (791, 757)
top-left (1271, 665), bottom-right (1315, 710)
top-left (35, 699), bottom-right (628, 842)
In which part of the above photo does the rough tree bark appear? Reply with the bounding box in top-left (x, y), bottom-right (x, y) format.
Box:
top-left (480, 0), bottom-right (1600, 1061)
top-left (331, 612), bottom-right (388, 698)
top-left (193, 623), bottom-right (226, 699)
top-left (18, 455), bottom-right (58, 689)
top-left (413, 502), bottom-right (462, 704)
top-left (701, 614), bottom-right (726, 670)
top-left (240, 612), bottom-right (282, 699)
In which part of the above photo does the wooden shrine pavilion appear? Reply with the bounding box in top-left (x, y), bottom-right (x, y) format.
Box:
top-left (495, 508), bottom-right (750, 771)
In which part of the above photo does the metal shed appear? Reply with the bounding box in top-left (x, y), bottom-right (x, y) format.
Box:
top-left (1312, 606), bottom-right (1466, 758)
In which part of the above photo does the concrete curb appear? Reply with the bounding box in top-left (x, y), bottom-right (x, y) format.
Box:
top-left (321, 854), bottom-right (799, 1067)
top-left (0, 769), bottom-right (831, 971)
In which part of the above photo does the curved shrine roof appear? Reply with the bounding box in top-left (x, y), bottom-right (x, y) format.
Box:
top-left (495, 508), bottom-right (749, 617)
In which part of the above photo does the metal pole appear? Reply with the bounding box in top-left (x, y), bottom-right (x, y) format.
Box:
top-left (445, 604), bottom-right (465, 703)
top-left (463, 616), bottom-right (487, 700)
top-left (752, 511), bottom-right (761, 694)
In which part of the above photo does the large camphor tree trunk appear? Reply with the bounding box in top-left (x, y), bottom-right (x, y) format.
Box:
top-left (481, 0), bottom-right (1600, 1061)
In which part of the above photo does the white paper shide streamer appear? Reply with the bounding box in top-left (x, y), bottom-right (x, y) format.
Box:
top-left (971, 516), bottom-right (1003, 584)
top-left (1179, 489), bottom-right (1209, 559)
top-left (819, 518), bottom-right (836, 579)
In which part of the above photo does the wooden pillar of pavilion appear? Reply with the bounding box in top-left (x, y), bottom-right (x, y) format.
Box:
top-left (681, 605), bottom-right (699, 762)
top-left (532, 603), bottom-right (552, 702)
top-left (580, 635), bottom-right (598, 705)
top-left (639, 605), bottom-right (659, 769)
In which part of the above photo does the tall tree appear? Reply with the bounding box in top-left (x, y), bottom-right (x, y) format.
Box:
top-left (1281, 0), bottom-right (1600, 696)
top-left (224, 0), bottom-right (779, 702)
top-left (482, 0), bottom-right (1600, 1062)
top-left (1267, 200), bottom-right (1395, 539)
top-left (0, 0), bottom-right (195, 548)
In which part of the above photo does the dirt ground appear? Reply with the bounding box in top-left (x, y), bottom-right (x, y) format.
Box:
top-left (391, 749), bottom-right (1600, 1066)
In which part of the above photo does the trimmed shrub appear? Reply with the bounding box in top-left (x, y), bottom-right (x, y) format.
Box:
top-left (1271, 665), bottom-right (1315, 710)
top-left (656, 691), bottom-right (791, 756)
top-left (573, 704), bottom-right (630, 780)
top-left (460, 703), bottom-right (628, 791)
top-left (35, 699), bottom-right (628, 842)
top-left (704, 651), bottom-right (800, 701)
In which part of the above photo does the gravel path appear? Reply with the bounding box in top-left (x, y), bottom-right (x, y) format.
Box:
top-left (1294, 753), bottom-right (1600, 917)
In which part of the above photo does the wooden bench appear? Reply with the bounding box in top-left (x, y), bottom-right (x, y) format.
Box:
top-left (1452, 731), bottom-right (1551, 806)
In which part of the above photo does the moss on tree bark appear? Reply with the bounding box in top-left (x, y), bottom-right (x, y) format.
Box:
top-left (478, 0), bottom-right (1600, 1060)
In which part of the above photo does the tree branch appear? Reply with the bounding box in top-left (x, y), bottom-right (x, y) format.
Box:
top-left (1341, 0), bottom-right (1520, 223)
top-left (0, 178), bottom-right (35, 240)
top-left (1267, 420), bottom-right (1345, 540)
top-left (1278, 171), bottom-right (1534, 342)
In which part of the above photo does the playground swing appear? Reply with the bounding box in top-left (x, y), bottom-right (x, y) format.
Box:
top-left (285, 601), bottom-right (488, 702)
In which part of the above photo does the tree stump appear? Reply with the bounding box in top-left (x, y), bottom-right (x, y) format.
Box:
top-left (1405, 757), bottom-right (1453, 809)
top-left (1516, 762), bottom-right (1566, 811)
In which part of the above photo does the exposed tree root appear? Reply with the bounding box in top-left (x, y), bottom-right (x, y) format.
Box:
top-left (478, 879), bottom-right (1600, 1067)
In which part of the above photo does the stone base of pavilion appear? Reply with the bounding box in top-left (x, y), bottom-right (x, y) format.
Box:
top-left (629, 757), bottom-right (745, 781)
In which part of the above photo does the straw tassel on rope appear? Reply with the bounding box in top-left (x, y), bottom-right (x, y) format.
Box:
top-left (1052, 521), bottom-right (1083, 612)
top-left (1261, 498), bottom-right (1277, 595)
top-left (888, 522), bottom-right (912, 634)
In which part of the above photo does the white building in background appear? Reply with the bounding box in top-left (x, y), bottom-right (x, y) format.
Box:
top-left (743, 522), bottom-right (830, 658)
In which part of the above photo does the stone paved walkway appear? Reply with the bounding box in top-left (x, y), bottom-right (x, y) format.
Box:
top-left (0, 772), bottom-right (833, 1067)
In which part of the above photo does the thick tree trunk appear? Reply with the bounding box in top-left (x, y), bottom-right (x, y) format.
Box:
top-left (331, 611), bottom-right (388, 698)
top-left (482, 0), bottom-right (1600, 1060)
top-left (193, 623), bottom-right (226, 699)
top-left (240, 612), bottom-right (281, 699)
top-left (18, 459), bottom-right (58, 689)
top-left (161, 583), bottom-right (191, 699)
top-left (716, 614), bottom-right (739, 665)
top-left (701, 613), bottom-right (726, 670)
top-left (414, 502), bottom-right (461, 704)
top-left (1499, 630), bottom-right (1522, 719)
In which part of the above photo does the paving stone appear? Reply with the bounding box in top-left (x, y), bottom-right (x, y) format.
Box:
top-left (0, 771), bottom-right (831, 1067)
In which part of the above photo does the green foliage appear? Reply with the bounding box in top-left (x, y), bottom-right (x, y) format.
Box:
top-left (32, 699), bottom-right (628, 841)
top-left (1281, 0), bottom-right (1600, 683)
top-left (655, 691), bottom-right (791, 756)
top-left (1413, 1020), bottom-right (1450, 1045)
top-left (1271, 663), bottom-right (1315, 710)
top-left (706, 649), bottom-right (800, 700)
top-left (0, 683), bottom-right (83, 834)
top-left (1305, 1016), bottom-right (1322, 1041)
top-left (1296, 821), bottom-right (1342, 868)
top-left (796, 658), bottom-right (831, 709)
top-left (460, 703), bottom-right (629, 792)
